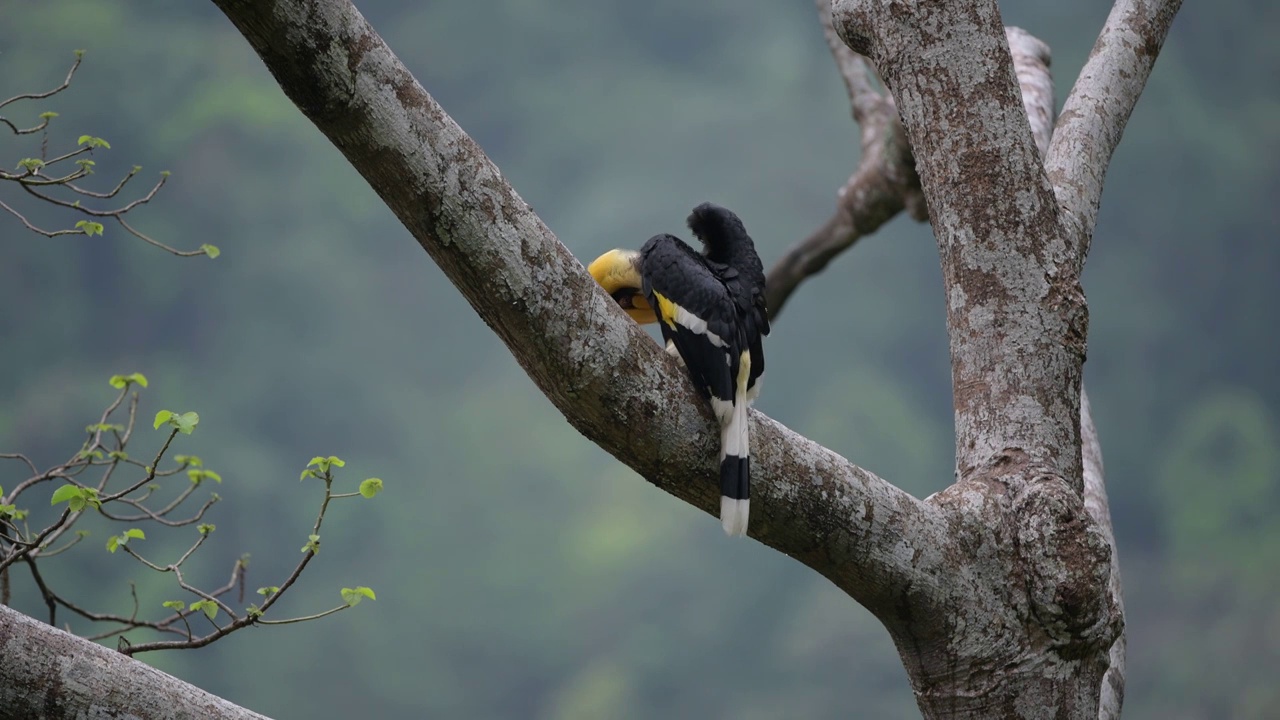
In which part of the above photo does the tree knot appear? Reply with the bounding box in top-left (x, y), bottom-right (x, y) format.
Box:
top-left (1011, 474), bottom-right (1118, 659)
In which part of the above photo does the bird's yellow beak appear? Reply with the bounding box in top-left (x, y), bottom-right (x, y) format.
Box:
top-left (588, 248), bottom-right (657, 325)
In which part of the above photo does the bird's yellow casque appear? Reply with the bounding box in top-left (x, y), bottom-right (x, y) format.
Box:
top-left (587, 249), bottom-right (657, 324)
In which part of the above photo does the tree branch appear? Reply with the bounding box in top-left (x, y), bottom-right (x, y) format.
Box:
top-left (1081, 388), bottom-right (1125, 719)
top-left (1006, 27), bottom-right (1055, 157)
top-left (765, 0), bottom-right (922, 320)
top-left (1045, 0), bottom-right (1184, 272)
top-left (0, 603), bottom-right (267, 720)
top-left (208, 0), bottom-right (952, 616)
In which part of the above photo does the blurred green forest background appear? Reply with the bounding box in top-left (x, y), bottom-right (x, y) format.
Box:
top-left (2, 1), bottom-right (1276, 718)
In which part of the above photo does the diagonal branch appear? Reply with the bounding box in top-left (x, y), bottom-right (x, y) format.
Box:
top-left (210, 0), bottom-right (952, 617)
top-left (765, 0), bottom-right (922, 319)
top-left (1046, 0), bottom-right (1183, 273)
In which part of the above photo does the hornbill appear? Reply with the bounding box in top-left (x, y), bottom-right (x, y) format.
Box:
top-left (587, 203), bottom-right (768, 536)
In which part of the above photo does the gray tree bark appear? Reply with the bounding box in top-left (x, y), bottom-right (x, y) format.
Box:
top-left (0, 603), bottom-right (267, 719)
top-left (0, 0), bottom-right (1179, 717)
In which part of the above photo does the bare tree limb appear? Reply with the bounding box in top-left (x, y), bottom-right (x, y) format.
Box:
top-left (765, 0), bottom-right (922, 319)
top-left (1046, 0), bottom-right (1184, 271)
top-left (0, 603), bottom-right (268, 720)
top-left (1081, 388), bottom-right (1125, 719)
top-left (1006, 27), bottom-right (1055, 157)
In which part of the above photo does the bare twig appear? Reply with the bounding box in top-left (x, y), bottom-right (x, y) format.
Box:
top-left (0, 453), bottom-right (39, 478)
top-left (256, 605), bottom-right (349, 625)
top-left (0, 199), bottom-right (86, 237)
top-left (66, 166), bottom-right (141, 199)
top-left (0, 508), bottom-right (71, 574)
top-left (0, 53), bottom-right (83, 111)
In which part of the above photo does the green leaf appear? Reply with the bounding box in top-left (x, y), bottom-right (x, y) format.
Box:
top-left (75, 158), bottom-right (95, 173)
top-left (174, 411), bottom-right (199, 435)
top-left (39, 111), bottom-right (58, 120)
top-left (200, 244), bottom-right (221, 259)
top-left (0, 504), bottom-right (16, 518)
top-left (176, 454), bottom-right (202, 467)
top-left (306, 456), bottom-right (345, 474)
top-left (246, 605), bottom-right (263, 618)
top-left (124, 528), bottom-right (146, 540)
top-left (109, 372), bottom-right (149, 389)
top-left (162, 600), bottom-right (185, 611)
top-left (190, 600), bottom-right (218, 621)
top-left (16, 158), bottom-right (44, 172)
top-left (50, 485), bottom-right (81, 506)
top-left (154, 409), bottom-right (198, 434)
top-left (108, 451), bottom-right (128, 461)
top-left (86, 422), bottom-right (124, 433)
top-left (75, 530), bottom-right (90, 538)
top-left (78, 135), bottom-right (111, 149)
top-left (106, 535), bottom-right (119, 553)
top-left (76, 448), bottom-right (104, 461)
top-left (341, 586), bottom-right (377, 607)
top-left (160, 170), bottom-right (171, 177)
top-left (358, 478), bottom-right (384, 499)
top-left (257, 586), bottom-right (280, 597)
top-left (198, 523), bottom-right (216, 535)
top-left (301, 534), bottom-right (320, 554)
top-left (300, 468), bottom-right (317, 481)
top-left (12, 508), bottom-right (28, 521)
top-left (74, 220), bottom-right (104, 237)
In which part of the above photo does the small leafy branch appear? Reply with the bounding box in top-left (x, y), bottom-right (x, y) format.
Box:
top-left (0, 50), bottom-right (219, 258)
top-left (0, 374), bottom-right (382, 656)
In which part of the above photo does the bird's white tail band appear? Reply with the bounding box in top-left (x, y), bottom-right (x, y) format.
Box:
top-left (719, 394), bottom-right (750, 536)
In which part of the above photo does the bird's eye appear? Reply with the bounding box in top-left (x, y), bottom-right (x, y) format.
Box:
top-left (611, 288), bottom-right (641, 309)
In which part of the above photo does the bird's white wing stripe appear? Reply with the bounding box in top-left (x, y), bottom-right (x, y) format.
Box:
top-left (673, 306), bottom-right (727, 347)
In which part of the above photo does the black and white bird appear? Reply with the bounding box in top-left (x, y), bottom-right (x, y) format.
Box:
top-left (587, 203), bottom-right (769, 536)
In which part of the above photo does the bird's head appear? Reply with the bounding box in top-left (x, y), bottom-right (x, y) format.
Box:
top-left (587, 248), bottom-right (657, 324)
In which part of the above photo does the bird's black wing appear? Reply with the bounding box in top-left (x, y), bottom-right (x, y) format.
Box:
top-left (686, 203), bottom-right (768, 396)
top-left (639, 234), bottom-right (740, 409)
